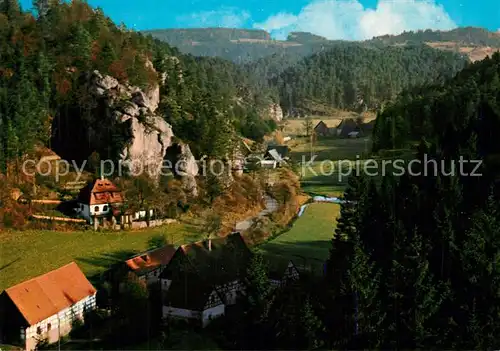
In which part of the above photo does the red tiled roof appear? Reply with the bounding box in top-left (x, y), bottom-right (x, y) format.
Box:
top-left (77, 179), bottom-right (124, 205)
top-left (4, 262), bottom-right (96, 326)
top-left (125, 245), bottom-right (177, 275)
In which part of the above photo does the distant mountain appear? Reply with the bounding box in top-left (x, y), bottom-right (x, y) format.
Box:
top-left (369, 27), bottom-right (500, 47)
top-left (367, 27), bottom-right (500, 62)
top-left (273, 44), bottom-right (468, 115)
top-left (287, 32), bottom-right (329, 44)
top-left (141, 27), bottom-right (496, 116)
top-left (142, 28), bottom-right (344, 63)
top-left (143, 27), bottom-right (500, 64)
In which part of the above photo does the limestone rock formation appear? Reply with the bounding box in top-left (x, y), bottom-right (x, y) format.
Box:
top-left (267, 103), bottom-right (283, 122)
top-left (89, 70), bottom-right (198, 196)
top-left (165, 143), bottom-right (199, 196)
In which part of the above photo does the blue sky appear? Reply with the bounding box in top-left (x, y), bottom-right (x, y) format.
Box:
top-left (20, 0), bottom-right (499, 40)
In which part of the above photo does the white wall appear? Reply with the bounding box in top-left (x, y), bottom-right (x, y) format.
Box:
top-left (201, 304), bottom-right (225, 327)
top-left (143, 267), bottom-right (162, 285)
top-left (24, 294), bottom-right (96, 351)
top-left (134, 209), bottom-right (154, 220)
top-left (219, 280), bottom-right (243, 305)
top-left (90, 204), bottom-right (112, 217)
top-left (76, 203), bottom-right (91, 221)
top-left (161, 278), bottom-right (172, 291)
top-left (163, 306), bottom-right (201, 320)
top-left (162, 305), bottom-right (225, 328)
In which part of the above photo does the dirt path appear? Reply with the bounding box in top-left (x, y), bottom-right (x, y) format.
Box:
top-left (235, 195), bottom-right (279, 232)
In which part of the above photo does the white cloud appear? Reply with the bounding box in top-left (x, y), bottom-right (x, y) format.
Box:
top-left (177, 7), bottom-right (251, 28)
top-left (253, 0), bottom-right (457, 41)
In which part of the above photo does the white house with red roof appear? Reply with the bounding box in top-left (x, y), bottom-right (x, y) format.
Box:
top-left (76, 178), bottom-right (124, 223)
top-left (0, 262), bottom-right (97, 351)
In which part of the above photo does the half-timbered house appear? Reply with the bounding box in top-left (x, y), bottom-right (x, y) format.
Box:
top-left (160, 233), bottom-right (252, 326)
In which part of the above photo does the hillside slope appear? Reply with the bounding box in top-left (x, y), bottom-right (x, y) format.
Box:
top-left (145, 27), bottom-right (500, 64)
top-left (273, 44), bottom-right (468, 114)
top-left (0, 1), bottom-right (277, 175)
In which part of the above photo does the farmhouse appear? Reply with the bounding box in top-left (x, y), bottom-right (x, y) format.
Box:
top-left (261, 145), bottom-right (290, 169)
top-left (269, 260), bottom-right (301, 288)
top-left (160, 233), bottom-right (252, 326)
top-left (0, 263), bottom-right (97, 351)
top-left (124, 245), bottom-right (177, 286)
top-left (314, 121), bottom-right (330, 137)
top-left (76, 178), bottom-right (124, 223)
top-left (336, 118), bottom-right (362, 138)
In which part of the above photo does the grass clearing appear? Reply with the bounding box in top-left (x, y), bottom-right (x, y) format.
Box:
top-left (290, 136), bottom-right (371, 196)
top-left (0, 224), bottom-right (203, 291)
top-left (259, 203), bottom-right (340, 273)
top-left (282, 111), bottom-right (376, 138)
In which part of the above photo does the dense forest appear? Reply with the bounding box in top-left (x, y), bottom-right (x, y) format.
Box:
top-left (0, 0), bottom-right (276, 171)
top-left (323, 53), bottom-right (500, 348)
top-left (143, 28), bottom-right (339, 64)
top-left (148, 26), bottom-right (500, 65)
top-left (273, 44), bottom-right (468, 114)
top-left (148, 27), bottom-right (498, 115)
top-left (370, 27), bottom-right (500, 47)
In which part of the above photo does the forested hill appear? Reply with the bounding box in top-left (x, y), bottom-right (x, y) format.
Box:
top-left (373, 51), bottom-right (500, 155)
top-left (272, 44), bottom-right (468, 114)
top-left (145, 27), bottom-right (500, 64)
top-left (326, 52), bottom-right (500, 349)
top-left (143, 28), bottom-right (339, 64)
top-left (0, 0), bottom-right (276, 171)
top-left (370, 27), bottom-right (500, 47)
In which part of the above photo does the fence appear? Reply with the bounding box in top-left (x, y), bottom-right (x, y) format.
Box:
top-left (31, 215), bottom-right (86, 223)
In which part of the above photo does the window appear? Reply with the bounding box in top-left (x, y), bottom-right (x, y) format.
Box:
top-left (37, 326), bottom-right (42, 335)
top-left (47, 323), bottom-right (51, 331)
top-left (103, 205), bottom-right (108, 211)
top-left (94, 206), bottom-right (99, 212)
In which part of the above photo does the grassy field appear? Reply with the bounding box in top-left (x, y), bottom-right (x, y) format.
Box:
top-left (290, 136), bottom-right (371, 196)
top-left (259, 203), bottom-right (340, 273)
top-left (282, 111), bottom-right (376, 138)
top-left (0, 224), bottom-right (203, 291)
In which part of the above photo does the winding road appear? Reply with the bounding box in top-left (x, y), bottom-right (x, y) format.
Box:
top-left (235, 195), bottom-right (279, 232)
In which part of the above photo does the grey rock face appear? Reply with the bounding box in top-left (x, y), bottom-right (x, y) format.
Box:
top-left (89, 70), bottom-right (198, 194)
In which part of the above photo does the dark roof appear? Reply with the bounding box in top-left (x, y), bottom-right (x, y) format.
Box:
top-left (161, 232), bottom-right (251, 284)
top-left (160, 233), bottom-right (251, 310)
top-left (77, 179), bottom-right (123, 205)
top-left (265, 145), bottom-right (289, 159)
top-left (267, 259), bottom-right (299, 281)
top-left (125, 245), bottom-right (177, 275)
top-left (164, 271), bottom-right (223, 311)
top-left (314, 121), bottom-right (329, 130)
top-left (4, 262), bottom-right (96, 326)
top-left (337, 118), bottom-right (360, 137)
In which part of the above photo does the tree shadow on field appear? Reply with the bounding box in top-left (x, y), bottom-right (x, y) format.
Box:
top-left (261, 239), bottom-right (331, 275)
top-left (77, 249), bottom-right (137, 273)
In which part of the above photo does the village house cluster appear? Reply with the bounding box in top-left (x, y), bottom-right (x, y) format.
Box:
top-left (0, 233), bottom-right (299, 350)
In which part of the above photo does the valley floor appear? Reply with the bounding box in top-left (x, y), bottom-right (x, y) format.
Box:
top-left (260, 202), bottom-right (340, 275)
top-left (0, 224), bottom-right (203, 291)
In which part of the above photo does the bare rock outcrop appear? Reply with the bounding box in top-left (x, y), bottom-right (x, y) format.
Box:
top-left (89, 70), bottom-right (198, 196)
top-left (165, 143), bottom-right (199, 196)
top-left (267, 103), bottom-right (283, 122)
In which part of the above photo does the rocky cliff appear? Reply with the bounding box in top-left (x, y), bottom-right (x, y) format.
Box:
top-left (88, 70), bottom-right (199, 196)
top-left (267, 103), bottom-right (283, 122)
